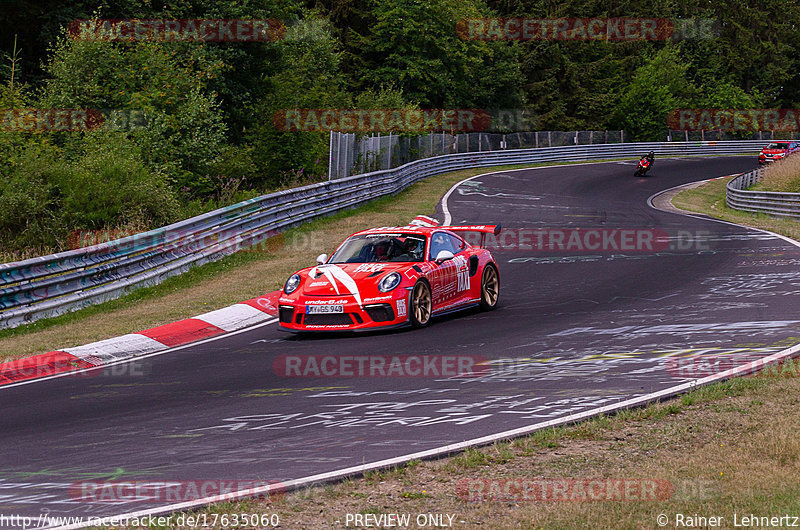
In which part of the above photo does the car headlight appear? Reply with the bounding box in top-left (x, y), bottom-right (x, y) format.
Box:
top-left (378, 272), bottom-right (401, 292)
top-left (284, 274), bottom-right (301, 294)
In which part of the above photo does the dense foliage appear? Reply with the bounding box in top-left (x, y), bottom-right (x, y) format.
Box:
top-left (0, 0), bottom-right (797, 253)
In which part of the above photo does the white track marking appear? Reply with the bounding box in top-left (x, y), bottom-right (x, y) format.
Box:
top-left (441, 160), bottom-right (629, 225)
top-left (64, 334), bottom-right (166, 364)
top-left (195, 303), bottom-right (271, 332)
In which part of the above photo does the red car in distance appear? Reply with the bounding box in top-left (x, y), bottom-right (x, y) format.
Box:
top-left (758, 141), bottom-right (799, 165)
top-left (278, 216), bottom-right (500, 332)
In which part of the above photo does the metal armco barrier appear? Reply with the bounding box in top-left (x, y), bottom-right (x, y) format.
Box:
top-left (0, 140), bottom-right (764, 328)
top-left (726, 167), bottom-right (800, 219)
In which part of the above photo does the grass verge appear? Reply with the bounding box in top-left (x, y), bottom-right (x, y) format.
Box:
top-left (751, 155), bottom-right (800, 193)
top-left (671, 175), bottom-right (800, 240)
top-left (96, 362), bottom-right (800, 529)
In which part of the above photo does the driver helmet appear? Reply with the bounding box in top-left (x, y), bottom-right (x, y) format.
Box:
top-left (405, 238), bottom-right (423, 258)
top-left (374, 241), bottom-right (390, 260)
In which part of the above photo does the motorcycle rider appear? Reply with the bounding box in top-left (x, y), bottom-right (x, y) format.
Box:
top-left (640, 151), bottom-right (654, 167)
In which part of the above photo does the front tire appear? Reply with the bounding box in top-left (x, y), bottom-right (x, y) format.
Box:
top-left (410, 280), bottom-right (432, 328)
top-left (479, 264), bottom-right (499, 311)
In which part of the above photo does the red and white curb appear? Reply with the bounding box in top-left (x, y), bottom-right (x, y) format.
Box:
top-left (0, 291), bottom-right (281, 386)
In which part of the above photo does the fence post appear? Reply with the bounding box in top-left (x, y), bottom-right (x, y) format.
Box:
top-left (388, 132), bottom-right (392, 168)
top-left (548, 131), bottom-right (552, 147)
top-left (347, 133), bottom-right (355, 177)
top-left (340, 132), bottom-right (347, 177)
top-left (328, 130), bottom-right (334, 180)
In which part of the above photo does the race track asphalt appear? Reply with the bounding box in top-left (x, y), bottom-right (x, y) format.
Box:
top-left (2, 155), bottom-right (799, 527)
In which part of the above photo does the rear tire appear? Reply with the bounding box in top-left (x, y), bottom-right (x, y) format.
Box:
top-left (410, 280), bottom-right (432, 328)
top-left (479, 264), bottom-right (499, 311)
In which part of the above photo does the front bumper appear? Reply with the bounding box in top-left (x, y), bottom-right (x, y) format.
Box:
top-left (278, 292), bottom-right (411, 332)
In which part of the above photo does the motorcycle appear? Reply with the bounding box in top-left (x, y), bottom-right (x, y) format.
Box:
top-left (634, 157), bottom-right (652, 177)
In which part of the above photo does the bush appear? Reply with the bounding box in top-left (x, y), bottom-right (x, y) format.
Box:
top-left (56, 132), bottom-right (180, 229)
top-left (0, 133), bottom-right (180, 253)
top-left (0, 143), bottom-right (64, 252)
top-left (40, 32), bottom-right (229, 194)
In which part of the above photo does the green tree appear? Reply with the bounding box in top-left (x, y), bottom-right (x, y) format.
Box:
top-left (614, 47), bottom-right (698, 141)
top-left (350, 0), bottom-right (523, 108)
top-left (247, 16), bottom-right (351, 185)
top-left (40, 34), bottom-right (228, 189)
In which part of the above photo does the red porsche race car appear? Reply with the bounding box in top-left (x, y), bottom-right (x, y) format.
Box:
top-left (277, 216), bottom-right (500, 332)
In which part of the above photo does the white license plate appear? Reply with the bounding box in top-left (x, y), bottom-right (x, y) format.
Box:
top-left (306, 304), bottom-right (344, 314)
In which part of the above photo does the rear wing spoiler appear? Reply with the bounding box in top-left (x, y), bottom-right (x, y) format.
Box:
top-left (441, 224), bottom-right (501, 248)
top-left (407, 216), bottom-right (500, 247)
top-left (442, 224), bottom-right (501, 235)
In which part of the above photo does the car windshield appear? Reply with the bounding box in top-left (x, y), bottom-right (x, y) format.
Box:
top-left (329, 233), bottom-right (427, 263)
top-left (766, 143), bottom-right (789, 149)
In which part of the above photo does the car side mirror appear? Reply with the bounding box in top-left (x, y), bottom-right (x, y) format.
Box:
top-left (435, 250), bottom-right (454, 264)
top-left (316, 253), bottom-right (328, 265)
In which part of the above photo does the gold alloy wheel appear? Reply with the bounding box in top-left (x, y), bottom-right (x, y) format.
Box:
top-left (482, 265), bottom-right (499, 308)
top-left (412, 281), bottom-right (432, 325)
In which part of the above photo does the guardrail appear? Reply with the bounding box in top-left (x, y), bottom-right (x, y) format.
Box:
top-left (0, 140), bottom-right (764, 329)
top-left (726, 167), bottom-right (800, 219)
